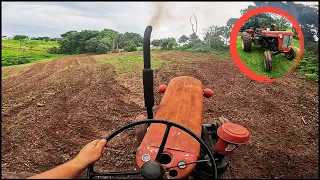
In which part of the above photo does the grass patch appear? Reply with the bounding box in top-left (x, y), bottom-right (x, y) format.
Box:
top-left (98, 54), bottom-right (166, 73)
top-left (291, 39), bottom-right (299, 49)
top-left (2, 40), bottom-right (59, 50)
top-left (172, 48), bottom-right (231, 58)
top-left (2, 40), bottom-right (67, 66)
top-left (137, 46), bottom-right (143, 51)
top-left (295, 50), bottom-right (318, 82)
top-left (236, 37), bottom-right (299, 78)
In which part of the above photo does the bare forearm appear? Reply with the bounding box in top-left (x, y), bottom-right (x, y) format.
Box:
top-left (27, 139), bottom-right (106, 179)
top-left (27, 159), bottom-right (86, 179)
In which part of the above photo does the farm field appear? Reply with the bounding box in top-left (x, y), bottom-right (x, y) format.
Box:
top-left (1, 51), bottom-right (318, 179)
top-left (2, 40), bottom-right (67, 66)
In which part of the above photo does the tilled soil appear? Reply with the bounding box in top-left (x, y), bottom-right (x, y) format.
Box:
top-left (1, 52), bottom-right (318, 179)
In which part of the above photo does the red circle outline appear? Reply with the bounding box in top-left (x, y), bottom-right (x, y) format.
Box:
top-left (230, 6), bottom-right (305, 83)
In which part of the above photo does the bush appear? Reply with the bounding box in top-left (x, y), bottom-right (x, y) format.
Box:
top-left (111, 49), bottom-right (120, 53)
top-left (47, 47), bottom-right (62, 54)
top-left (190, 47), bottom-right (211, 53)
top-left (124, 42), bottom-right (137, 52)
top-left (75, 47), bottom-right (82, 54)
top-left (168, 41), bottom-right (174, 50)
top-left (305, 73), bottom-right (318, 82)
top-left (296, 49), bottom-right (318, 82)
top-left (96, 43), bottom-right (109, 54)
top-left (305, 42), bottom-right (319, 54)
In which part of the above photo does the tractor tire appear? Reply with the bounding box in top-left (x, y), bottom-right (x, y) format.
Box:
top-left (264, 51), bottom-right (272, 72)
top-left (285, 48), bottom-right (296, 60)
top-left (241, 32), bottom-right (252, 52)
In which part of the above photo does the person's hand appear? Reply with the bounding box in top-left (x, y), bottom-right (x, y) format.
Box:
top-left (71, 139), bottom-right (107, 169)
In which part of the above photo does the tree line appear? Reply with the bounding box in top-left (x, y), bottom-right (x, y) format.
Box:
top-left (54, 29), bottom-right (143, 54)
top-left (11, 35), bottom-right (59, 42)
top-left (150, 17), bottom-right (238, 53)
top-left (6, 2), bottom-right (318, 57)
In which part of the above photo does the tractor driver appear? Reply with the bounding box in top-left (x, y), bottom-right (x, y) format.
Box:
top-left (20, 139), bottom-right (107, 179)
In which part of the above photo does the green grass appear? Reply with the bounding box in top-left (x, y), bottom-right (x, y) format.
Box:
top-left (236, 37), bottom-right (300, 78)
top-left (291, 39), bottom-right (299, 50)
top-left (172, 48), bottom-right (231, 58)
top-left (295, 50), bottom-right (318, 82)
top-left (98, 54), bottom-right (166, 73)
top-left (2, 40), bottom-right (66, 66)
top-left (3, 40), bottom-right (59, 50)
top-left (137, 46), bottom-right (143, 51)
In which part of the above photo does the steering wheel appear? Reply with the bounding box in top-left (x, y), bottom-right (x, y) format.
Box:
top-left (87, 119), bottom-right (218, 179)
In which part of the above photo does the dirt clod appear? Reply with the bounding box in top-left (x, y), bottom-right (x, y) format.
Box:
top-left (36, 103), bottom-right (45, 107)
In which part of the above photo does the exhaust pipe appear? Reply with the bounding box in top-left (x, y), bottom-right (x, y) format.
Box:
top-left (143, 26), bottom-right (154, 119)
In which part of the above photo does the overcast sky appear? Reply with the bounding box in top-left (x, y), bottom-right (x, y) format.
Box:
top-left (1, 1), bottom-right (318, 40)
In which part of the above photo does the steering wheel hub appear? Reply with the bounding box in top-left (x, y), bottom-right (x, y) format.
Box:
top-left (140, 161), bottom-right (164, 179)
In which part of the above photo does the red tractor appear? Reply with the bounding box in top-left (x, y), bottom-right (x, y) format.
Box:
top-left (87, 26), bottom-right (251, 179)
top-left (241, 26), bottom-right (297, 71)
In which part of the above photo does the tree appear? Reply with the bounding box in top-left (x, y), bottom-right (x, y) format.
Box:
top-left (122, 32), bottom-right (143, 47)
top-left (273, 15), bottom-right (291, 31)
top-left (227, 18), bottom-right (238, 29)
top-left (151, 39), bottom-right (161, 46)
top-left (158, 38), bottom-right (177, 50)
top-left (101, 29), bottom-right (118, 50)
top-left (13, 35), bottom-right (29, 41)
top-left (96, 43), bottom-right (109, 54)
top-left (251, 2), bottom-right (319, 43)
top-left (57, 29), bottom-right (143, 54)
top-left (113, 33), bottom-right (123, 50)
top-left (240, 5), bottom-right (257, 15)
top-left (124, 41), bottom-right (137, 52)
top-left (203, 25), bottom-right (223, 46)
top-left (178, 35), bottom-right (189, 44)
top-left (61, 31), bottom-right (77, 38)
top-left (189, 33), bottom-right (200, 43)
top-left (43, 36), bottom-right (50, 42)
top-left (189, 13), bottom-right (198, 35)
top-left (220, 26), bottom-right (231, 45)
top-left (84, 37), bottom-right (100, 53)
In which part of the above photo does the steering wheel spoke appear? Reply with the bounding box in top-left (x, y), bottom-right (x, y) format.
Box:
top-left (155, 124), bottom-right (172, 162)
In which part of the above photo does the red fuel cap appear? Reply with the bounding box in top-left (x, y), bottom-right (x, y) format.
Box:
top-left (217, 123), bottom-right (250, 144)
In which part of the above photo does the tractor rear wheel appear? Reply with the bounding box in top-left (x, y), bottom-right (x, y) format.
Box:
top-left (285, 48), bottom-right (296, 60)
top-left (264, 51), bottom-right (272, 71)
top-left (241, 32), bottom-right (252, 52)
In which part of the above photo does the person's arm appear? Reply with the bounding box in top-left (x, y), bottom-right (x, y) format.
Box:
top-left (27, 139), bottom-right (107, 179)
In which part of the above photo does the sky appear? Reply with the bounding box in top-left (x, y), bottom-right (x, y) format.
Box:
top-left (1, 1), bottom-right (318, 40)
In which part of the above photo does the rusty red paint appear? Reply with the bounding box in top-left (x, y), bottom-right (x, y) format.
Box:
top-left (136, 76), bottom-right (204, 179)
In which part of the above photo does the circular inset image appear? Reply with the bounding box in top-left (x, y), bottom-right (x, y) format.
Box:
top-left (230, 6), bottom-right (304, 82)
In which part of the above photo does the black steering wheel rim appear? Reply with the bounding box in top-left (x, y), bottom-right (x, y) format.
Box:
top-left (87, 119), bottom-right (218, 179)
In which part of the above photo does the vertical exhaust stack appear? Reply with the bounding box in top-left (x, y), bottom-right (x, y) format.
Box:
top-left (143, 26), bottom-right (154, 119)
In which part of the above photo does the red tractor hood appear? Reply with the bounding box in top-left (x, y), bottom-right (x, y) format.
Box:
top-left (261, 31), bottom-right (294, 37)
